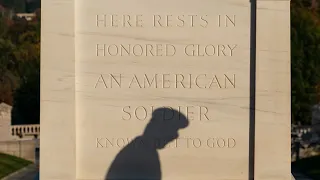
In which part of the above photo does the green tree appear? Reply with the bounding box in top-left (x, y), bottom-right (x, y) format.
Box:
top-left (11, 59), bottom-right (40, 125)
top-left (0, 10), bottom-right (40, 123)
top-left (291, 2), bottom-right (320, 124)
top-left (0, 14), bottom-right (8, 37)
top-left (0, 0), bottom-right (26, 13)
top-left (0, 38), bottom-right (18, 105)
top-left (26, 0), bottom-right (40, 13)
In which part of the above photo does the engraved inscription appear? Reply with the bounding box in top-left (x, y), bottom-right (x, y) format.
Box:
top-left (122, 106), bottom-right (211, 121)
top-left (94, 74), bottom-right (122, 88)
top-left (184, 44), bottom-right (237, 57)
top-left (96, 137), bottom-right (237, 149)
top-left (96, 44), bottom-right (176, 57)
top-left (96, 14), bottom-right (144, 27)
top-left (218, 15), bottom-right (236, 27)
top-left (152, 15), bottom-right (209, 28)
top-left (89, 7), bottom-right (243, 158)
top-left (96, 14), bottom-right (236, 28)
top-left (94, 74), bottom-right (236, 89)
top-left (96, 44), bottom-right (236, 57)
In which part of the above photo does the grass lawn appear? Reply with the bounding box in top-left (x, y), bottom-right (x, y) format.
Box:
top-left (0, 153), bottom-right (32, 179)
top-left (292, 155), bottom-right (320, 180)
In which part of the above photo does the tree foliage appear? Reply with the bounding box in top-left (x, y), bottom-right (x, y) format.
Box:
top-left (0, 38), bottom-right (17, 104)
top-left (25, 0), bottom-right (40, 13)
top-left (0, 0), bottom-right (26, 13)
top-left (0, 7), bottom-right (40, 124)
top-left (291, 1), bottom-right (320, 124)
top-left (11, 59), bottom-right (40, 125)
top-left (0, 0), bottom-right (40, 13)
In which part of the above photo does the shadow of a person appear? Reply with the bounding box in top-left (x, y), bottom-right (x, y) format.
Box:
top-left (105, 107), bottom-right (189, 180)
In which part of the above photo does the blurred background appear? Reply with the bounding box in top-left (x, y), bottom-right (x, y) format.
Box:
top-left (0, 0), bottom-right (319, 180)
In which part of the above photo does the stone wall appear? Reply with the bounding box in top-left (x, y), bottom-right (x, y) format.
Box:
top-left (0, 103), bottom-right (16, 141)
top-left (0, 103), bottom-right (39, 162)
top-left (0, 140), bottom-right (36, 162)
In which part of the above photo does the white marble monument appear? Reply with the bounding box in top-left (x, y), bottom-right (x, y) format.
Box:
top-left (41, 0), bottom-right (291, 179)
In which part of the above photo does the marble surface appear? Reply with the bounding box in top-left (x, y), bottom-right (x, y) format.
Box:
top-left (41, 0), bottom-right (291, 179)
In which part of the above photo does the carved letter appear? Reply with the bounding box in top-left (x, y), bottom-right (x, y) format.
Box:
top-left (166, 15), bottom-right (173, 27)
top-left (123, 15), bottom-right (132, 27)
top-left (146, 44), bottom-right (155, 56)
top-left (166, 44), bottom-right (176, 56)
top-left (226, 15), bottom-right (236, 27)
top-left (217, 138), bottom-right (226, 148)
top-left (208, 75), bottom-right (222, 89)
top-left (177, 15), bottom-right (185, 27)
top-left (120, 44), bottom-right (131, 56)
top-left (135, 106), bottom-right (148, 121)
top-left (96, 15), bottom-right (106, 27)
top-left (200, 15), bottom-right (208, 28)
top-left (144, 74), bottom-right (158, 88)
top-left (218, 45), bottom-right (227, 56)
top-left (153, 15), bottom-right (162, 27)
top-left (107, 44), bottom-right (119, 56)
top-left (228, 138), bottom-right (236, 148)
top-left (129, 75), bottom-right (142, 88)
top-left (106, 138), bottom-right (114, 148)
top-left (111, 14), bottom-right (118, 27)
top-left (192, 138), bottom-right (201, 148)
top-left (195, 74), bottom-right (206, 89)
top-left (224, 74), bottom-right (236, 88)
top-left (205, 45), bottom-right (215, 56)
top-left (110, 74), bottom-right (121, 88)
top-left (133, 44), bottom-right (143, 56)
top-left (184, 44), bottom-right (194, 56)
top-left (96, 138), bottom-right (104, 148)
top-left (94, 74), bottom-right (108, 88)
top-left (175, 74), bottom-right (186, 88)
top-left (189, 15), bottom-right (197, 27)
top-left (186, 106), bottom-right (194, 121)
top-left (96, 44), bottom-right (106, 56)
top-left (136, 15), bottom-right (143, 27)
top-left (122, 106), bottom-right (131, 120)
top-left (200, 106), bottom-right (210, 121)
top-left (163, 107), bottom-right (174, 121)
top-left (117, 138), bottom-right (126, 148)
top-left (228, 44), bottom-right (237, 56)
top-left (207, 138), bottom-right (215, 148)
top-left (162, 74), bottom-right (171, 88)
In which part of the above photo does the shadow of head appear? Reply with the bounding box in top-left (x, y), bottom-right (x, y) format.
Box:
top-left (142, 107), bottom-right (189, 149)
